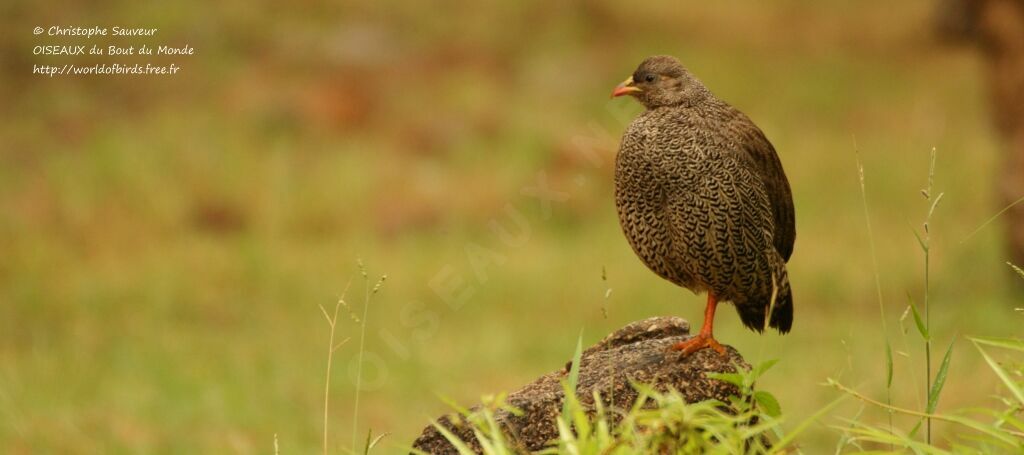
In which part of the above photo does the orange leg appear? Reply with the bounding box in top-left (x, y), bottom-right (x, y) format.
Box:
top-left (670, 293), bottom-right (727, 356)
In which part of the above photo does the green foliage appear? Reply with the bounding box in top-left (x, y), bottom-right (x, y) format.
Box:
top-left (971, 338), bottom-right (1024, 409)
top-left (429, 360), bottom-right (800, 454)
top-left (926, 339), bottom-right (954, 415)
top-left (830, 335), bottom-right (1024, 453)
top-left (908, 297), bottom-right (930, 342)
top-left (561, 331), bottom-right (584, 427)
top-left (708, 359), bottom-right (783, 420)
top-left (827, 154), bottom-right (1024, 454)
top-left (362, 429), bottom-right (387, 455)
top-left (420, 393), bottom-right (525, 455)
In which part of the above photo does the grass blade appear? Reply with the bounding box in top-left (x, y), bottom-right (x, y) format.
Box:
top-left (365, 431), bottom-right (388, 454)
top-left (706, 372), bottom-right (745, 388)
top-left (908, 418), bottom-right (923, 439)
top-left (926, 338), bottom-right (954, 414)
top-left (885, 341), bottom-right (894, 388)
top-left (472, 427), bottom-right (497, 455)
top-left (972, 340), bottom-right (1024, 407)
top-left (754, 390), bottom-right (782, 418)
top-left (908, 300), bottom-right (929, 341)
top-left (430, 420), bottom-right (479, 455)
top-left (961, 195), bottom-right (1024, 244)
top-left (754, 359), bottom-right (780, 380)
top-left (1010, 262), bottom-right (1024, 280)
top-left (484, 409), bottom-right (508, 455)
top-left (830, 379), bottom-right (1021, 447)
top-left (561, 330), bottom-right (584, 427)
top-left (772, 394), bottom-right (848, 452)
top-left (911, 227), bottom-right (928, 252)
top-left (971, 336), bottom-right (1024, 353)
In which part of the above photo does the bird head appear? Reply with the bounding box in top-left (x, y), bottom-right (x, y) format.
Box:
top-left (611, 55), bottom-right (708, 109)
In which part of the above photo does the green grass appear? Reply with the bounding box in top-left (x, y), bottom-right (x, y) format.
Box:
top-left (409, 293), bottom-right (1022, 454)
top-left (1, 0), bottom-right (1022, 453)
top-left (422, 360), bottom-right (790, 454)
top-left (419, 328), bottom-right (1023, 453)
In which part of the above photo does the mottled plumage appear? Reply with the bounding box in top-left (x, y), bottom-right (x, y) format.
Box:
top-left (613, 56), bottom-right (795, 336)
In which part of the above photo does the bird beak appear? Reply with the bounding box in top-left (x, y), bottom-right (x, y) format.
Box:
top-left (611, 76), bottom-right (642, 98)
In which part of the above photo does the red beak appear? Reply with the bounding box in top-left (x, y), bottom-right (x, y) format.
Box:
top-left (611, 76), bottom-right (641, 98)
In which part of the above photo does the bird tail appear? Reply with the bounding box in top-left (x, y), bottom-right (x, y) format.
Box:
top-left (736, 250), bottom-right (793, 334)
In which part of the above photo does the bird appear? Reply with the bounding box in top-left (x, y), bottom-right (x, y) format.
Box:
top-left (611, 55), bottom-right (796, 355)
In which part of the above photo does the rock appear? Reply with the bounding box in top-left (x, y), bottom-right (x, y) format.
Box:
top-left (411, 316), bottom-right (750, 454)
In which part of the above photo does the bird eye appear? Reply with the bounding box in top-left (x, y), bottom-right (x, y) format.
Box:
top-left (644, 74), bottom-right (656, 83)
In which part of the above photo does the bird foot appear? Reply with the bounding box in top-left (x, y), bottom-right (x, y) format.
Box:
top-left (669, 334), bottom-right (727, 356)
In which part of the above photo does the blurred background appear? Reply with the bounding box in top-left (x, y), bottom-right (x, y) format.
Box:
top-left (2, 0), bottom-right (1022, 453)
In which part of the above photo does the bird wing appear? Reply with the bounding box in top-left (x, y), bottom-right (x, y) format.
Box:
top-left (664, 148), bottom-right (794, 331)
top-left (726, 113), bottom-right (796, 262)
top-left (664, 150), bottom-right (777, 296)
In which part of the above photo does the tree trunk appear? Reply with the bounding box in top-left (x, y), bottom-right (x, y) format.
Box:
top-left (936, 0), bottom-right (1024, 287)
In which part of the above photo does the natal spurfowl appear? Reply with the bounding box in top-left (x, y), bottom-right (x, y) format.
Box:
top-left (611, 55), bottom-right (796, 355)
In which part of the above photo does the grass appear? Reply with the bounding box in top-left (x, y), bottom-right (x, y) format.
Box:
top-left (917, 148), bottom-right (943, 443)
top-left (856, 144), bottom-right (895, 442)
top-left (405, 328), bottom-right (1021, 454)
top-left (317, 264), bottom-right (387, 454)
top-left (1, 0), bottom-right (1022, 453)
top-left (827, 325), bottom-right (1024, 453)
top-left (424, 360), bottom-right (792, 454)
top-left (823, 148), bottom-right (1019, 452)
top-left (318, 281), bottom-right (351, 455)
top-left (422, 288), bottom-right (1022, 454)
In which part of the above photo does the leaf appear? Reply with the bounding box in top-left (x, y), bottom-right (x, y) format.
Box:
top-left (885, 341), bottom-right (894, 388)
top-left (908, 300), bottom-right (929, 341)
top-left (435, 394), bottom-right (472, 417)
top-left (471, 427), bottom-right (496, 455)
top-left (367, 432), bottom-right (388, 453)
top-left (771, 394), bottom-right (848, 453)
top-left (926, 338), bottom-right (955, 414)
top-left (485, 410), bottom-right (510, 455)
top-left (911, 227), bottom-right (928, 252)
top-left (973, 340), bottom-right (1024, 407)
top-left (561, 330), bottom-right (584, 427)
top-left (908, 418), bottom-right (923, 439)
top-left (754, 390), bottom-right (782, 418)
top-left (754, 359), bottom-right (780, 380)
top-left (707, 372), bottom-right (745, 388)
top-left (939, 414), bottom-right (1020, 447)
top-left (554, 417), bottom-right (576, 449)
top-left (971, 336), bottom-right (1024, 353)
top-left (836, 419), bottom-right (949, 454)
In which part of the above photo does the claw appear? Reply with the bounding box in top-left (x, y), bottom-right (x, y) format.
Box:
top-left (670, 334), bottom-right (727, 356)
top-left (669, 293), bottom-right (728, 356)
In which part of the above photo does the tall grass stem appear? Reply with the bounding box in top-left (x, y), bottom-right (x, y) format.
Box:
top-left (855, 147), bottom-right (893, 439)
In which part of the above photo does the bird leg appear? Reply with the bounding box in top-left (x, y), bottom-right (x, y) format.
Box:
top-left (670, 293), bottom-right (727, 356)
